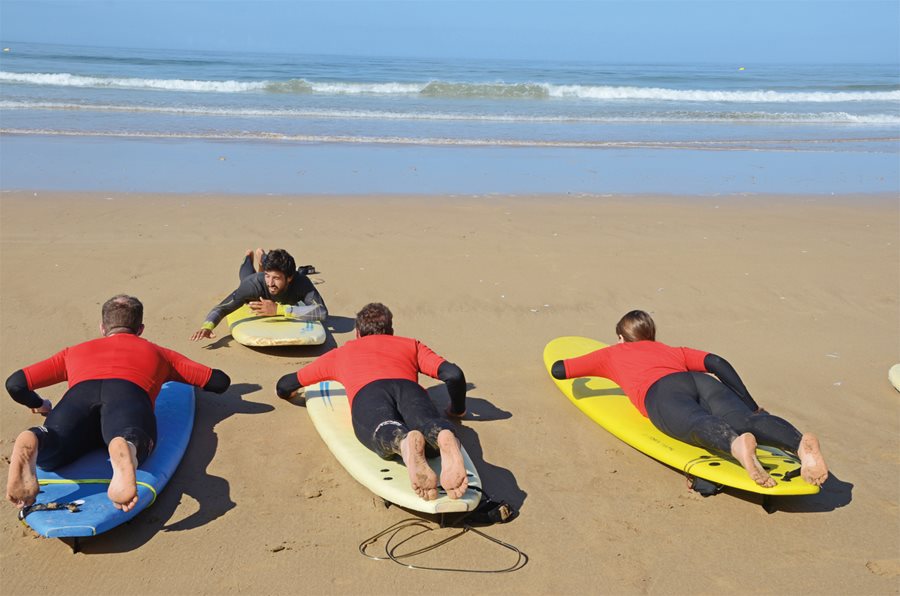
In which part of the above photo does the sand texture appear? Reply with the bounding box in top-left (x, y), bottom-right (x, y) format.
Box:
top-left (1, 191), bottom-right (898, 594)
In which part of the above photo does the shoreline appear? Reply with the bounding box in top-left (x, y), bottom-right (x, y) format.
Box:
top-left (1, 190), bottom-right (898, 594)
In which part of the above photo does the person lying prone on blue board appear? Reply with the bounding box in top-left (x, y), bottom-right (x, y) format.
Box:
top-left (276, 302), bottom-right (470, 501)
top-left (551, 310), bottom-right (828, 489)
top-left (190, 248), bottom-right (327, 342)
top-left (6, 295), bottom-right (231, 512)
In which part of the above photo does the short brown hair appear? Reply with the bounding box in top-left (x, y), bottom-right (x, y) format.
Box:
top-left (616, 310), bottom-right (656, 342)
top-left (355, 303), bottom-right (393, 337)
top-left (102, 294), bottom-right (143, 334)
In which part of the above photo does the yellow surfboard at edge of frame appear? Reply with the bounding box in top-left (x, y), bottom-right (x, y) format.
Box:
top-left (543, 336), bottom-right (819, 496)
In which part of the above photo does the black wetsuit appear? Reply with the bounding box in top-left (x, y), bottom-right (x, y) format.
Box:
top-left (202, 254), bottom-right (328, 329)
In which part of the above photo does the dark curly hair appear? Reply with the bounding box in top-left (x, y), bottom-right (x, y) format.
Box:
top-left (355, 303), bottom-right (393, 337)
top-left (261, 249), bottom-right (296, 277)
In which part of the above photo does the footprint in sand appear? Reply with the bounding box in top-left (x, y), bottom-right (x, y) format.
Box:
top-left (866, 559), bottom-right (900, 578)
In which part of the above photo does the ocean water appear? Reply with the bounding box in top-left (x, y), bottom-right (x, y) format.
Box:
top-left (1, 41), bottom-right (898, 194)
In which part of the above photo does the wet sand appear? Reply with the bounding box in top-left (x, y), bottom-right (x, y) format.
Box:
top-left (1, 191), bottom-right (898, 594)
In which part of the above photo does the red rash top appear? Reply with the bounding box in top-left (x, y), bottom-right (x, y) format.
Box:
top-left (562, 341), bottom-right (709, 416)
top-left (297, 334), bottom-right (446, 406)
top-left (22, 333), bottom-right (213, 406)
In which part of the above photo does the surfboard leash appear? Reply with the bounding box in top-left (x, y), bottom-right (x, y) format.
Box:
top-left (18, 499), bottom-right (84, 521)
top-left (358, 517), bottom-right (528, 573)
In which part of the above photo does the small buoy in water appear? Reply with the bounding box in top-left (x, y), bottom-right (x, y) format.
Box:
top-left (2, 48), bottom-right (10, 52)
top-left (218, 156), bottom-right (226, 161)
top-left (738, 66), bottom-right (745, 71)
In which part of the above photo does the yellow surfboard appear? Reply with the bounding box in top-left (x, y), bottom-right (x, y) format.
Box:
top-left (304, 381), bottom-right (483, 514)
top-left (224, 304), bottom-right (326, 347)
top-left (544, 336), bottom-right (818, 496)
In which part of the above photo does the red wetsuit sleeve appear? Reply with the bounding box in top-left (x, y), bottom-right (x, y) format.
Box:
top-left (297, 349), bottom-right (339, 387)
top-left (156, 345), bottom-right (213, 387)
top-left (563, 348), bottom-right (609, 379)
top-left (22, 349), bottom-right (69, 390)
top-left (414, 341), bottom-right (446, 378)
top-left (681, 347), bottom-right (710, 372)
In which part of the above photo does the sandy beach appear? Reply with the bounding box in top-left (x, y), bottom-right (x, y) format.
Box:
top-left (0, 190), bottom-right (898, 594)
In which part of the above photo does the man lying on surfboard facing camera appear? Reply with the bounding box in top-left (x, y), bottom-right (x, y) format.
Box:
top-left (190, 248), bottom-right (327, 342)
top-left (5, 295), bottom-right (230, 511)
top-left (276, 303), bottom-right (470, 501)
top-left (551, 310), bottom-right (829, 489)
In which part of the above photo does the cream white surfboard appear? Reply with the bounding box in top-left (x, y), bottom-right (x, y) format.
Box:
top-left (224, 304), bottom-right (326, 347)
top-left (889, 364), bottom-right (900, 392)
top-left (304, 381), bottom-right (482, 513)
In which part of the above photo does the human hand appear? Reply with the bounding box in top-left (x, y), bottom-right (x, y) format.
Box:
top-left (277, 386), bottom-right (304, 401)
top-left (31, 399), bottom-right (52, 416)
top-left (249, 298), bottom-right (277, 316)
top-left (190, 328), bottom-right (215, 342)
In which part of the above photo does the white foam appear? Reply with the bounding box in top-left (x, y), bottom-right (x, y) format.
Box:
top-left (0, 71), bottom-right (265, 93)
top-left (2, 100), bottom-right (898, 125)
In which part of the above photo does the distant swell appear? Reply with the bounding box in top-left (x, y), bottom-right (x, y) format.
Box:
top-left (3, 71), bottom-right (899, 102)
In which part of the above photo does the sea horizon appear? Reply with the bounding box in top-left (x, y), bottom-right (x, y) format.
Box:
top-left (1, 40), bottom-right (898, 195)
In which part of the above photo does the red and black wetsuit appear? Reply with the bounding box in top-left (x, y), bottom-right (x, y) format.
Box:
top-left (552, 341), bottom-right (802, 456)
top-left (277, 334), bottom-right (466, 458)
top-left (5, 333), bottom-right (229, 468)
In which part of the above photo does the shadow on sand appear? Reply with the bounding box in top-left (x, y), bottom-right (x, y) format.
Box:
top-left (427, 384), bottom-right (527, 512)
top-left (70, 382), bottom-right (272, 554)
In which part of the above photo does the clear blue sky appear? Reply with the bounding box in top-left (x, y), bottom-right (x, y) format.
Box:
top-left (1, 1), bottom-right (897, 63)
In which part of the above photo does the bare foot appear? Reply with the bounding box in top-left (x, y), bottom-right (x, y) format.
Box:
top-left (108, 437), bottom-right (139, 512)
top-left (798, 433), bottom-right (828, 487)
top-left (6, 431), bottom-right (40, 509)
top-left (437, 430), bottom-right (469, 499)
top-left (254, 248), bottom-right (266, 272)
top-left (399, 431), bottom-right (438, 501)
top-left (731, 433), bottom-right (776, 488)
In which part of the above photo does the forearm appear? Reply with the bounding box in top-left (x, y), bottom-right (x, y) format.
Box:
top-left (704, 353), bottom-right (759, 411)
top-left (276, 372), bottom-right (303, 399)
top-left (203, 369), bottom-right (231, 394)
top-left (6, 370), bottom-right (44, 409)
top-left (550, 360), bottom-right (567, 380)
top-left (203, 291), bottom-right (246, 329)
top-left (438, 361), bottom-right (467, 415)
top-left (277, 302), bottom-right (327, 322)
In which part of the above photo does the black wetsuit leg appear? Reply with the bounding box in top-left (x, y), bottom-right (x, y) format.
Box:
top-left (351, 379), bottom-right (454, 459)
top-left (29, 379), bottom-right (157, 470)
top-left (239, 253), bottom-right (256, 280)
top-left (644, 372), bottom-right (738, 456)
top-left (646, 372), bottom-right (804, 456)
top-left (692, 372), bottom-right (803, 452)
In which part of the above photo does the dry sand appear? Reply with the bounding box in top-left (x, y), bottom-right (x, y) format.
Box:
top-left (1, 191), bottom-right (898, 594)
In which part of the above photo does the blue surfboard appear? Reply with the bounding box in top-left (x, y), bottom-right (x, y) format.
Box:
top-left (20, 382), bottom-right (195, 539)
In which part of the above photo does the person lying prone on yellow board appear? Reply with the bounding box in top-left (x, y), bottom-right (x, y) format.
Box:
top-left (190, 248), bottom-right (327, 342)
top-left (551, 309), bottom-right (828, 489)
